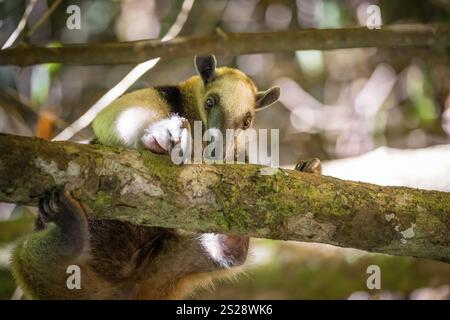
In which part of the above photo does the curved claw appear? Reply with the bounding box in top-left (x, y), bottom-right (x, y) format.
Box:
top-left (295, 158), bottom-right (322, 174)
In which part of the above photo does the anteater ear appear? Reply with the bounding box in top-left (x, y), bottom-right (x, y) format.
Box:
top-left (195, 55), bottom-right (217, 85)
top-left (255, 86), bottom-right (280, 111)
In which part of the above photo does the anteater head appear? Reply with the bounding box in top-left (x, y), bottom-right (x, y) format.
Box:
top-left (194, 55), bottom-right (280, 158)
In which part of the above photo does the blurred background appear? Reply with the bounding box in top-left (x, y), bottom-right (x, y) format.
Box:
top-left (0, 0), bottom-right (449, 299)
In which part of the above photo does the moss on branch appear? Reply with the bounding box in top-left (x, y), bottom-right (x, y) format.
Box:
top-left (0, 133), bottom-right (449, 263)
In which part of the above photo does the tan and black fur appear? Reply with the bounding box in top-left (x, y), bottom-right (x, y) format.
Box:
top-left (11, 55), bottom-right (319, 299)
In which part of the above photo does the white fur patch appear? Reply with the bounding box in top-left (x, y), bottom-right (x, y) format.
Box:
top-left (200, 233), bottom-right (223, 261)
top-left (200, 233), bottom-right (231, 268)
top-left (116, 107), bottom-right (155, 146)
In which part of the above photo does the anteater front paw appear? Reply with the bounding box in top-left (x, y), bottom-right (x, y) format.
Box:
top-left (295, 158), bottom-right (322, 175)
top-left (38, 186), bottom-right (86, 226)
top-left (141, 115), bottom-right (191, 164)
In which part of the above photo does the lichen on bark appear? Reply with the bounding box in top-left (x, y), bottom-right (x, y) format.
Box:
top-left (0, 133), bottom-right (449, 263)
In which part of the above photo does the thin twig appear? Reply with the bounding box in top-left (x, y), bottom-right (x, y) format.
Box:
top-left (25, 0), bottom-right (62, 39)
top-left (1, 0), bottom-right (38, 49)
top-left (10, 287), bottom-right (24, 300)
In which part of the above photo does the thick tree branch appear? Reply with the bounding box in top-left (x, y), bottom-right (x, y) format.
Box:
top-left (0, 133), bottom-right (449, 263)
top-left (1, 24), bottom-right (449, 66)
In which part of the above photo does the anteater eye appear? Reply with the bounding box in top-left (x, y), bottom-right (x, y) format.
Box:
top-left (242, 114), bottom-right (252, 129)
top-left (205, 97), bottom-right (214, 110)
